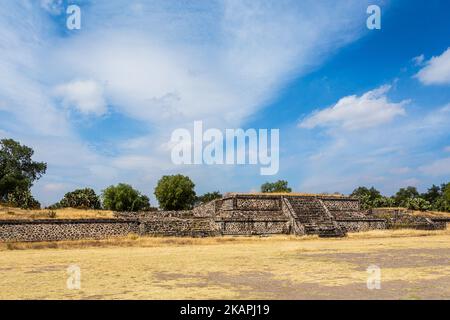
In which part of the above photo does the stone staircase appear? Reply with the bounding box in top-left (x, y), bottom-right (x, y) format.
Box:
top-left (285, 197), bottom-right (346, 237)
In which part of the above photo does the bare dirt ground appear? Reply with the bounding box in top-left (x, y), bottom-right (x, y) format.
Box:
top-left (0, 229), bottom-right (449, 299)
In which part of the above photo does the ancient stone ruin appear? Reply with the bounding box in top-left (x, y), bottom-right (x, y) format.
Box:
top-left (0, 193), bottom-right (447, 242)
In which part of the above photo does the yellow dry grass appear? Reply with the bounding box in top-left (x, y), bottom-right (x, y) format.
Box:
top-left (374, 207), bottom-right (450, 218)
top-left (0, 205), bottom-right (114, 220)
top-left (0, 227), bottom-right (450, 299)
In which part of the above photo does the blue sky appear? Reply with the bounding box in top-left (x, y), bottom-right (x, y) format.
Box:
top-left (1, 0), bottom-right (450, 206)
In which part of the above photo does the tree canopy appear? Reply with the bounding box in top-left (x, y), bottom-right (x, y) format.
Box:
top-left (0, 139), bottom-right (46, 208)
top-left (52, 188), bottom-right (102, 209)
top-left (154, 174), bottom-right (196, 210)
top-left (102, 183), bottom-right (150, 212)
top-left (261, 180), bottom-right (292, 193)
top-left (196, 191), bottom-right (222, 205)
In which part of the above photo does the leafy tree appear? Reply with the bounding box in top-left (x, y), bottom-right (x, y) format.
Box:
top-left (351, 186), bottom-right (381, 200)
top-left (154, 174), bottom-right (196, 210)
top-left (0, 139), bottom-right (46, 208)
top-left (441, 183), bottom-right (450, 202)
top-left (372, 196), bottom-right (395, 208)
top-left (421, 184), bottom-right (442, 204)
top-left (261, 180), bottom-right (292, 193)
top-left (405, 198), bottom-right (431, 211)
top-left (433, 197), bottom-right (450, 212)
top-left (425, 183), bottom-right (450, 212)
top-left (7, 187), bottom-right (41, 209)
top-left (394, 186), bottom-right (419, 207)
top-left (196, 191), bottom-right (222, 205)
top-left (102, 183), bottom-right (150, 212)
top-left (350, 186), bottom-right (383, 209)
top-left (55, 188), bottom-right (101, 209)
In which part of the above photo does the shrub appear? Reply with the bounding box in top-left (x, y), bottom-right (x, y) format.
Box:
top-left (372, 196), bottom-right (395, 208)
top-left (196, 191), bottom-right (222, 205)
top-left (261, 180), bottom-right (292, 193)
top-left (432, 198), bottom-right (450, 212)
top-left (405, 198), bottom-right (431, 211)
top-left (102, 183), bottom-right (151, 212)
top-left (56, 188), bottom-right (101, 209)
top-left (154, 175), bottom-right (196, 210)
top-left (6, 187), bottom-right (41, 209)
top-left (350, 186), bottom-right (383, 209)
top-left (393, 186), bottom-right (420, 207)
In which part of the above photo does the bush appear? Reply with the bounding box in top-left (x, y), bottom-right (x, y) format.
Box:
top-left (56, 188), bottom-right (101, 209)
top-left (196, 191), bottom-right (222, 205)
top-left (433, 198), bottom-right (450, 212)
top-left (102, 183), bottom-right (151, 212)
top-left (154, 175), bottom-right (196, 210)
top-left (7, 188), bottom-right (41, 209)
top-left (372, 196), bottom-right (395, 208)
top-left (393, 186), bottom-right (419, 207)
top-left (261, 180), bottom-right (292, 193)
top-left (350, 186), bottom-right (383, 209)
top-left (405, 198), bottom-right (431, 211)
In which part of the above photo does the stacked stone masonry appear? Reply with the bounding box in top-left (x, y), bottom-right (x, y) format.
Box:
top-left (0, 194), bottom-right (446, 242)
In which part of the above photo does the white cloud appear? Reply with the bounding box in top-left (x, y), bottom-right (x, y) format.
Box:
top-left (0, 2), bottom-right (69, 136)
top-left (0, 1), bottom-right (376, 204)
top-left (390, 167), bottom-right (411, 175)
top-left (299, 85), bottom-right (408, 131)
top-left (415, 47), bottom-right (450, 85)
top-left (49, 0), bottom-right (370, 129)
top-left (54, 80), bottom-right (107, 116)
top-left (42, 183), bottom-right (68, 193)
top-left (412, 54), bottom-right (425, 66)
top-left (40, 0), bottom-right (63, 15)
top-left (419, 158), bottom-right (450, 176)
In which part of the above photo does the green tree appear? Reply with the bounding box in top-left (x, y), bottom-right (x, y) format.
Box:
top-left (55, 188), bottom-right (101, 209)
top-left (405, 198), bottom-right (431, 211)
top-left (433, 197), bottom-right (450, 212)
top-left (441, 183), bottom-right (450, 202)
top-left (196, 191), bottom-right (222, 205)
top-left (102, 183), bottom-right (150, 212)
top-left (0, 139), bottom-right (46, 208)
top-left (421, 184), bottom-right (442, 204)
top-left (394, 186), bottom-right (419, 207)
top-left (372, 196), bottom-right (395, 208)
top-left (261, 180), bottom-right (292, 193)
top-left (154, 174), bottom-right (196, 210)
top-left (350, 186), bottom-right (383, 209)
top-left (7, 188), bottom-right (41, 209)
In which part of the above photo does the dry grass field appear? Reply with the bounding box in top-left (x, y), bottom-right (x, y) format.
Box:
top-left (0, 228), bottom-right (450, 300)
top-left (0, 205), bottom-right (114, 220)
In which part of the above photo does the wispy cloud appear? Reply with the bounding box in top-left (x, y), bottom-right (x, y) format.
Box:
top-left (299, 85), bottom-right (408, 131)
top-left (49, 0), bottom-right (370, 128)
top-left (415, 47), bottom-right (450, 85)
top-left (0, 0), bottom-right (371, 204)
top-left (54, 80), bottom-right (107, 116)
top-left (420, 158), bottom-right (450, 176)
top-left (295, 95), bottom-right (450, 195)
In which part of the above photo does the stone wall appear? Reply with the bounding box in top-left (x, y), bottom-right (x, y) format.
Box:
top-left (219, 220), bottom-right (290, 235)
top-left (4, 194), bottom-right (444, 242)
top-left (336, 219), bottom-right (387, 233)
top-left (192, 200), bottom-right (217, 217)
top-left (321, 198), bottom-right (360, 211)
top-left (140, 218), bottom-right (220, 236)
top-left (0, 219), bottom-right (139, 242)
top-left (235, 197), bottom-right (281, 211)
